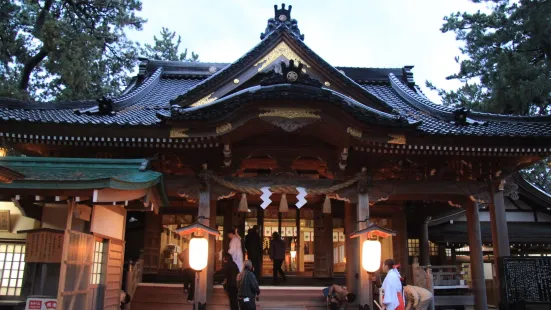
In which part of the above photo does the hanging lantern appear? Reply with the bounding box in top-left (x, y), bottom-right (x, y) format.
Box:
top-left (189, 237), bottom-right (209, 271)
top-left (362, 239), bottom-right (381, 273)
top-left (239, 193), bottom-right (248, 212)
top-left (279, 193), bottom-right (289, 212)
top-left (322, 195), bottom-right (331, 214)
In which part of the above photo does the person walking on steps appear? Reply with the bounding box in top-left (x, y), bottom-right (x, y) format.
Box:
top-left (269, 231), bottom-right (287, 285)
top-left (228, 229), bottom-right (244, 272)
top-left (245, 225), bottom-right (261, 279)
top-left (237, 260), bottom-right (260, 310)
top-left (222, 253), bottom-right (240, 310)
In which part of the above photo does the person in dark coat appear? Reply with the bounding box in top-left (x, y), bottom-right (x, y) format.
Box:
top-left (222, 253), bottom-right (240, 310)
top-left (269, 231), bottom-right (287, 285)
top-left (182, 268), bottom-right (195, 302)
top-left (245, 225), bottom-right (261, 279)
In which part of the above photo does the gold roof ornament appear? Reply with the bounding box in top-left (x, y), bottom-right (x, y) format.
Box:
top-left (255, 42), bottom-right (310, 72)
top-left (216, 123), bottom-right (232, 134)
top-left (170, 128), bottom-right (189, 138)
top-left (190, 93), bottom-right (217, 108)
top-left (259, 108), bottom-right (320, 119)
top-left (347, 127), bottom-right (362, 138)
top-left (388, 134), bottom-right (406, 145)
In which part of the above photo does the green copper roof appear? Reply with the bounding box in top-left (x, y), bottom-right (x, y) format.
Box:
top-left (0, 157), bottom-right (162, 190)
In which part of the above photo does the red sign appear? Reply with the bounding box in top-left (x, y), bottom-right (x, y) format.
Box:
top-left (25, 298), bottom-right (57, 310)
top-left (28, 300), bottom-right (41, 310)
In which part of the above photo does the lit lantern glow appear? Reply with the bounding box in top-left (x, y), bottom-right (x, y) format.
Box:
top-left (290, 250), bottom-right (297, 259)
top-left (189, 237), bottom-right (208, 271)
top-left (362, 239), bottom-right (381, 273)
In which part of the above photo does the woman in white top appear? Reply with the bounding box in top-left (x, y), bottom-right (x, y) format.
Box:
top-left (380, 259), bottom-right (405, 310)
top-left (227, 229), bottom-right (244, 272)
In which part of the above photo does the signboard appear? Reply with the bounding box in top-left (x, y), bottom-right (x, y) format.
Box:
top-left (25, 229), bottom-right (64, 263)
top-left (0, 210), bottom-right (10, 231)
top-left (25, 297), bottom-right (57, 310)
top-left (499, 257), bottom-right (551, 304)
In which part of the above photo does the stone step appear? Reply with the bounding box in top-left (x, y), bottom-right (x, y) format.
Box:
top-left (131, 284), bottom-right (329, 309)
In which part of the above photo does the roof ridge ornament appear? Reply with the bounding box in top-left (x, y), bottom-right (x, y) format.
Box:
top-left (260, 60), bottom-right (322, 87)
top-left (261, 3), bottom-right (304, 41)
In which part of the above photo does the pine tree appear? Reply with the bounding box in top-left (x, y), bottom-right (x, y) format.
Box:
top-left (428, 0), bottom-right (551, 192)
top-left (0, 0), bottom-right (145, 101)
top-left (141, 27), bottom-right (199, 62)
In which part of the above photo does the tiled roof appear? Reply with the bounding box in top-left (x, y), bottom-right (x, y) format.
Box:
top-left (169, 84), bottom-right (415, 128)
top-left (0, 157), bottom-right (163, 190)
top-left (363, 77), bottom-right (551, 137)
top-left (0, 74), bottom-right (202, 126)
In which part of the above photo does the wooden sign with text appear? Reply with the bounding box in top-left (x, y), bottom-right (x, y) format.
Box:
top-left (24, 229), bottom-right (64, 263)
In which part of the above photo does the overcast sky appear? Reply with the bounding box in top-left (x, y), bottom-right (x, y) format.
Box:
top-left (127, 0), bottom-right (486, 103)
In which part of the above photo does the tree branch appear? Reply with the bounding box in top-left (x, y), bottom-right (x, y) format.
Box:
top-left (35, 0), bottom-right (54, 35)
top-left (19, 48), bottom-right (49, 91)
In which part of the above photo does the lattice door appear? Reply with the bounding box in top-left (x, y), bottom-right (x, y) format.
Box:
top-left (57, 231), bottom-right (95, 310)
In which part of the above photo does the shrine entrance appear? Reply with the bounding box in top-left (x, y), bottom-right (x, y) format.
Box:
top-left (243, 201), bottom-right (347, 280)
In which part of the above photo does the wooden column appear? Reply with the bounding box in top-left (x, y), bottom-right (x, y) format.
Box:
top-left (489, 182), bottom-right (510, 304)
top-left (357, 193), bottom-right (372, 310)
top-left (419, 218), bottom-right (430, 266)
top-left (438, 244), bottom-right (447, 265)
top-left (392, 209), bottom-right (408, 282)
top-left (466, 200), bottom-right (488, 310)
top-left (345, 202), bottom-right (358, 297)
top-left (207, 199), bottom-right (217, 299)
top-left (196, 188), bottom-right (210, 308)
top-left (451, 247), bottom-right (457, 265)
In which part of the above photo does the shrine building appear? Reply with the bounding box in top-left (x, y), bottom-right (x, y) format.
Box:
top-left (0, 4), bottom-right (550, 310)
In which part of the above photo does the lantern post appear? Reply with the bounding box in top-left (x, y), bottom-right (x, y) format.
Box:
top-left (176, 221), bottom-right (220, 310)
top-left (350, 222), bottom-right (396, 309)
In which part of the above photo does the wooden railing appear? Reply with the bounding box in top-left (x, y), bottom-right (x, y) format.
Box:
top-left (123, 256), bottom-right (144, 310)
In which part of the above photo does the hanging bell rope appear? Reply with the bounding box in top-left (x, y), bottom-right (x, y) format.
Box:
top-left (279, 193), bottom-right (289, 213)
top-left (238, 193), bottom-right (248, 212)
top-left (323, 195), bottom-right (332, 214)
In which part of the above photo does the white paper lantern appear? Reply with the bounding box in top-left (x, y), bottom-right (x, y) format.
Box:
top-left (362, 239), bottom-right (381, 273)
top-left (189, 237), bottom-right (208, 271)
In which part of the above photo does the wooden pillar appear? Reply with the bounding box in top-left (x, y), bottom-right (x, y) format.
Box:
top-left (489, 183), bottom-right (511, 258)
top-left (489, 182), bottom-right (510, 304)
top-left (419, 218), bottom-right (430, 266)
top-left (207, 199), bottom-right (217, 299)
top-left (438, 244), bottom-right (447, 265)
top-left (344, 202), bottom-right (358, 297)
top-left (392, 209), bottom-right (408, 282)
top-left (222, 199), bottom-right (233, 254)
top-left (466, 200), bottom-right (488, 310)
top-left (451, 247), bottom-right (457, 265)
top-left (196, 189), bottom-right (210, 308)
top-left (357, 193), bottom-right (372, 310)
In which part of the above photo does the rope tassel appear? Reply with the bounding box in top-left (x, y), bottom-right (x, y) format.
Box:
top-left (239, 193), bottom-right (248, 212)
top-left (323, 195), bottom-right (331, 214)
top-left (279, 193), bottom-right (289, 213)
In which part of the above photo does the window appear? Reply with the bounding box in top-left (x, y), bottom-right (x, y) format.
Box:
top-left (408, 239), bottom-right (419, 257)
top-left (446, 248), bottom-right (452, 257)
top-left (0, 243), bottom-right (25, 296)
top-left (91, 240), bottom-right (105, 285)
top-left (429, 241), bottom-right (439, 256)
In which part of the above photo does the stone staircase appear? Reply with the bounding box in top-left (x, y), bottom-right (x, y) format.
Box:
top-left (130, 283), bottom-right (329, 310)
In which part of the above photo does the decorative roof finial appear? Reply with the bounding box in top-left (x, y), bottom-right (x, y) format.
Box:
top-left (274, 3), bottom-right (292, 22)
top-left (261, 3), bottom-right (304, 41)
